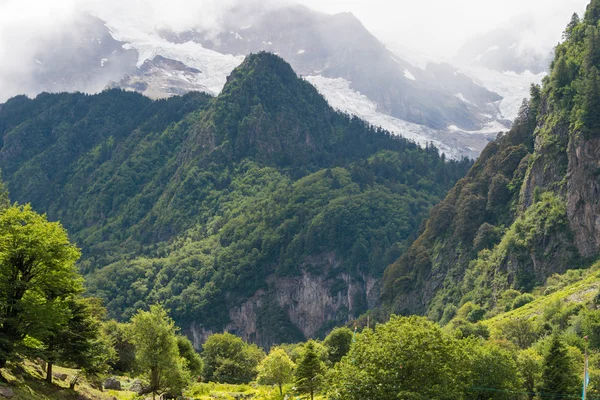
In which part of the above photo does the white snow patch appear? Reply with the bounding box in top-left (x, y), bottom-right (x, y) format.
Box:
top-left (449, 120), bottom-right (508, 135)
top-left (34, 59), bottom-right (43, 65)
top-left (297, 49), bottom-right (305, 55)
top-left (100, 58), bottom-right (108, 67)
top-left (306, 75), bottom-right (458, 157)
top-left (106, 22), bottom-right (244, 96)
top-left (463, 67), bottom-right (546, 121)
top-left (403, 69), bottom-right (416, 81)
top-left (455, 93), bottom-right (473, 106)
top-left (486, 45), bottom-right (500, 53)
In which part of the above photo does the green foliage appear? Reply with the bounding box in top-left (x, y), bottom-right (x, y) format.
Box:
top-left (41, 297), bottom-right (115, 385)
top-left (130, 304), bottom-right (189, 397)
top-left (322, 327), bottom-right (353, 365)
top-left (0, 204), bottom-right (81, 368)
top-left (540, 335), bottom-right (580, 399)
top-left (294, 341), bottom-right (324, 400)
top-left (516, 348), bottom-right (543, 400)
top-left (201, 333), bottom-right (265, 384)
top-left (465, 340), bottom-right (522, 400)
top-left (177, 335), bottom-right (203, 377)
top-left (0, 54), bottom-right (472, 339)
top-left (512, 294), bottom-right (535, 310)
top-left (328, 316), bottom-right (470, 400)
top-left (257, 347), bottom-right (295, 395)
top-left (447, 319), bottom-right (490, 340)
top-left (494, 317), bottom-right (539, 349)
top-left (382, 97), bottom-right (537, 319)
top-left (102, 320), bottom-right (136, 373)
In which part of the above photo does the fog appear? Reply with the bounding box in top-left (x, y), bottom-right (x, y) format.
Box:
top-left (0, 0), bottom-right (591, 101)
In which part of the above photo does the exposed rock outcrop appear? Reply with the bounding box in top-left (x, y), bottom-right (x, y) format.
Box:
top-left (190, 253), bottom-right (379, 348)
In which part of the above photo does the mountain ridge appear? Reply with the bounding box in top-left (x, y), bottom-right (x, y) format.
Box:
top-left (380, 2), bottom-right (600, 323)
top-left (0, 52), bottom-right (471, 347)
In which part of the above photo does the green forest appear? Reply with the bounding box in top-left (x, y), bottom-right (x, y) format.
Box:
top-left (0, 51), bottom-right (471, 344)
top-left (4, 0), bottom-right (600, 399)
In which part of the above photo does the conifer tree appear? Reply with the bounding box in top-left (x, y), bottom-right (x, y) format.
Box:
top-left (540, 335), bottom-right (579, 400)
top-left (584, 27), bottom-right (600, 72)
top-left (582, 67), bottom-right (600, 131)
top-left (586, 0), bottom-right (600, 25)
top-left (294, 341), bottom-right (324, 400)
top-left (564, 13), bottom-right (581, 40)
top-left (552, 56), bottom-right (570, 91)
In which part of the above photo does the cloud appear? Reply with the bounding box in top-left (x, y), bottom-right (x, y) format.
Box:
top-left (0, 0), bottom-right (591, 101)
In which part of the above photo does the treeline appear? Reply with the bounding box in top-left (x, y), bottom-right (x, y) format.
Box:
top-left (0, 184), bottom-right (598, 400)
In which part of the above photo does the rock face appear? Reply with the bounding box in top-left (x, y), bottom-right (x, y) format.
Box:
top-left (567, 133), bottom-right (600, 258)
top-left (190, 253), bottom-right (379, 348)
top-left (0, 387), bottom-right (14, 399)
top-left (52, 372), bottom-right (68, 381)
top-left (108, 55), bottom-right (206, 98)
top-left (104, 377), bottom-right (121, 391)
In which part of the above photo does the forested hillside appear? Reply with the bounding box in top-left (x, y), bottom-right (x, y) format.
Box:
top-left (0, 52), bottom-right (471, 347)
top-left (381, 0), bottom-right (600, 324)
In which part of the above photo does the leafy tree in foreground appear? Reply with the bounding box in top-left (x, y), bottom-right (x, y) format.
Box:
top-left (257, 347), bottom-right (295, 395)
top-left (517, 348), bottom-right (542, 400)
top-left (540, 335), bottom-right (579, 400)
top-left (295, 341), bottom-right (324, 400)
top-left (130, 304), bottom-right (188, 400)
top-left (465, 340), bottom-right (522, 400)
top-left (176, 335), bottom-right (203, 377)
top-left (201, 332), bottom-right (265, 384)
top-left (42, 297), bottom-right (114, 385)
top-left (103, 320), bottom-right (136, 373)
top-left (323, 327), bottom-right (353, 365)
top-left (0, 204), bottom-right (81, 370)
top-left (328, 316), bottom-right (470, 400)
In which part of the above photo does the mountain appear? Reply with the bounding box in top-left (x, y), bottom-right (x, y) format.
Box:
top-left (0, 53), bottom-right (471, 347)
top-left (13, 14), bottom-right (138, 98)
top-left (118, 4), bottom-right (510, 158)
top-left (380, 3), bottom-right (600, 322)
top-left (2, 3), bottom-right (519, 159)
top-left (454, 25), bottom-right (552, 75)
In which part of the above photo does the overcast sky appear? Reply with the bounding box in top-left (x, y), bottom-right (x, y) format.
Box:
top-left (0, 0), bottom-right (591, 58)
top-left (298, 0), bottom-right (589, 57)
top-left (0, 0), bottom-right (592, 100)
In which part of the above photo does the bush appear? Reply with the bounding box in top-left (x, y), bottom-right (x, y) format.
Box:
top-left (512, 294), bottom-right (535, 310)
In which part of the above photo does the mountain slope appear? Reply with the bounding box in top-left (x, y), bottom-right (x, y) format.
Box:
top-left (0, 53), bottom-right (471, 347)
top-left (381, 2), bottom-right (600, 322)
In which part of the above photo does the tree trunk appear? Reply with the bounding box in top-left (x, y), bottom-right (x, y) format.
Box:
top-left (279, 384), bottom-right (282, 395)
top-left (310, 388), bottom-right (314, 400)
top-left (46, 361), bottom-right (53, 383)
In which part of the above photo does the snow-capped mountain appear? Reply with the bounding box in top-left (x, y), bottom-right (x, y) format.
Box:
top-left (1, 3), bottom-right (541, 159)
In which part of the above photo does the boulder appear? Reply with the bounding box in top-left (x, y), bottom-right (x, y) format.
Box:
top-left (131, 379), bottom-right (151, 395)
top-left (0, 387), bottom-right (14, 399)
top-left (104, 377), bottom-right (121, 391)
top-left (52, 372), bottom-right (68, 381)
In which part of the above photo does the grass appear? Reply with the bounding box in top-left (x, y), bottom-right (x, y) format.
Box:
top-left (483, 261), bottom-right (600, 331)
top-left (0, 360), bottom-right (137, 400)
top-left (0, 362), bottom-right (328, 400)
